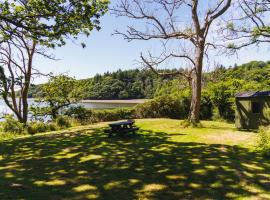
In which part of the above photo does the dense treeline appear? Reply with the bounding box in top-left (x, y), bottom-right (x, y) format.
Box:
top-left (28, 69), bottom-right (179, 99)
top-left (82, 69), bottom-right (157, 99)
top-left (81, 69), bottom-right (183, 100)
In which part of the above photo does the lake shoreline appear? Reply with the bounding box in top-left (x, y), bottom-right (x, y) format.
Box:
top-left (81, 99), bottom-right (148, 104)
top-left (0, 98), bottom-right (149, 104)
top-left (0, 99), bottom-right (149, 115)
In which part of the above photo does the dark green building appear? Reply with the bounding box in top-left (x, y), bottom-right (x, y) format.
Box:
top-left (235, 91), bottom-right (270, 129)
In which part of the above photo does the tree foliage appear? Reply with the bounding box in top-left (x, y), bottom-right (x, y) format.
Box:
top-left (0, 0), bottom-right (109, 47)
top-left (80, 69), bottom-right (162, 100)
top-left (225, 0), bottom-right (270, 49)
top-left (31, 75), bottom-right (84, 119)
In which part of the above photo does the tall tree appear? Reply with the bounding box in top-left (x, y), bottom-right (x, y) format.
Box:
top-left (112, 0), bottom-right (232, 123)
top-left (31, 75), bottom-right (84, 120)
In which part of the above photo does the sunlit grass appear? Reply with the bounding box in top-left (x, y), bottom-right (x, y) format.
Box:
top-left (0, 131), bottom-right (28, 141)
top-left (0, 119), bottom-right (269, 199)
top-left (136, 119), bottom-right (256, 148)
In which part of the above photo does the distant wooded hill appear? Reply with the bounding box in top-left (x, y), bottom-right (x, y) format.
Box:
top-left (28, 60), bottom-right (270, 100)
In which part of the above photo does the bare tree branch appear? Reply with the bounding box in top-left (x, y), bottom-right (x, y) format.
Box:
top-left (0, 29), bottom-right (54, 123)
top-left (221, 0), bottom-right (270, 50)
top-left (113, 0), bottom-right (232, 122)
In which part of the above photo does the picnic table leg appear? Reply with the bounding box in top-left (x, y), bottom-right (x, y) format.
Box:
top-left (108, 127), bottom-right (117, 138)
top-left (108, 131), bottom-right (112, 138)
top-left (108, 126), bottom-right (121, 137)
top-left (128, 124), bottom-right (136, 134)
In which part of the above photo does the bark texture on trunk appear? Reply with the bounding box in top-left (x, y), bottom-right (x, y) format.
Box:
top-left (189, 44), bottom-right (204, 123)
top-left (189, 73), bottom-right (201, 123)
top-left (19, 42), bottom-right (35, 124)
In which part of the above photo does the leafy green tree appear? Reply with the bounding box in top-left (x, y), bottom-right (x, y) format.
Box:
top-left (0, 0), bottom-right (109, 46)
top-left (206, 79), bottom-right (263, 120)
top-left (31, 75), bottom-right (84, 119)
top-left (206, 81), bottom-right (236, 120)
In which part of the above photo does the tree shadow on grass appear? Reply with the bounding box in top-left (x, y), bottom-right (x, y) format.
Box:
top-left (0, 127), bottom-right (269, 200)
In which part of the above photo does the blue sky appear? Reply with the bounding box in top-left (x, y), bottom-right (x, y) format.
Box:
top-left (33, 2), bottom-right (270, 84)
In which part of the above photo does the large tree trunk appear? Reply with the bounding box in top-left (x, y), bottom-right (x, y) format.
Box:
top-left (189, 73), bottom-right (201, 123)
top-left (21, 42), bottom-right (36, 124)
top-left (189, 44), bottom-right (204, 123)
top-left (2, 95), bottom-right (24, 123)
top-left (21, 88), bottom-right (29, 124)
top-left (22, 74), bottom-right (31, 124)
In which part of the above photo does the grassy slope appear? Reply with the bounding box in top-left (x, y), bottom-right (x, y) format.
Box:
top-left (0, 119), bottom-right (269, 200)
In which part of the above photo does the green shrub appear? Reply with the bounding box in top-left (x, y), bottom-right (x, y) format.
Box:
top-left (257, 127), bottom-right (270, 157)
top-left (135, 95), bottom-right (190, 119)
top-left (65, 106), bottom-right (89, 121)
top-left (93, 108), bottom-right (136, 122)
top-left (55, 116), bottom-right (71, 128)
top-left (27, 121), bottom-right (58, 135)
top-left (136, 92), bottom-right (212, 120)
top-left (211, 107), bottom-right (228, 122)
top-left (47, 123), bottom-right (58, 131)
top-left (1, 115), bottom-right (25, 134)
top-left (27, 122), bottom-right (47, 134)
top-left (200, 92), bottom-right (213, 120)
top-left (64, 107), bottom-right (137, 124)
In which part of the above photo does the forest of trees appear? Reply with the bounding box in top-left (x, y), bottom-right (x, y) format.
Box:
top-left (29, 60), bottom-right (270, 101)
top-left (28, 69), bottom-right (178, 100)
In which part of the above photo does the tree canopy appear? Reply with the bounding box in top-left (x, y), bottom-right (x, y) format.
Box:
top-left (0, 0), bottom-right (109, 47)
top-left (225, 0), bottom-right (270, 49)
top-left (31, 75), bottom-right (84, 119)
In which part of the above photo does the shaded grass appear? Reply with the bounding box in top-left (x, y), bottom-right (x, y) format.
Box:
top-left (0, 119), bottom-right (269, 199)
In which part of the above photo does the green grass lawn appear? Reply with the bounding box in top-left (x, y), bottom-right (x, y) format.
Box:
top-left (0, 119), bottom-right (269, 200)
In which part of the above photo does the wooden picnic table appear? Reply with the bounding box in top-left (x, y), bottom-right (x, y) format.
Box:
top-left (106, 120), bottom-right (139, 137)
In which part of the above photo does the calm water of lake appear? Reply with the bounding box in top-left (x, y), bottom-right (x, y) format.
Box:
top-left (0, 99), bottom-right (141, 115)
